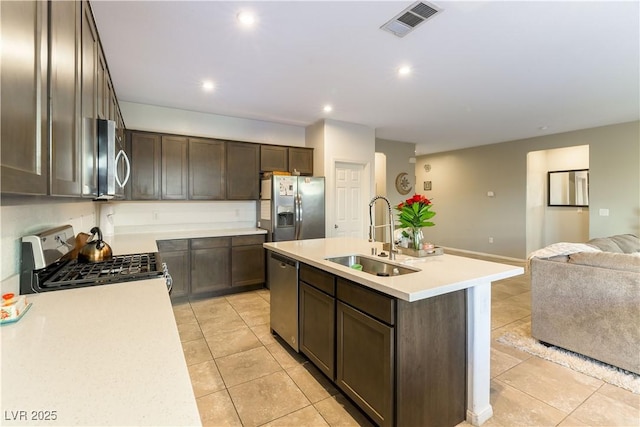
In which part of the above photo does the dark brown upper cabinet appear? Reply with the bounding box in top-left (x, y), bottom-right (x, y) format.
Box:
top-left (161, 136), bottom-right (188, 200)
top-left (289, 147), bottom-right (313, 175)
top-left (0, 0), bottom-right (48, 195)
top-left (2, 0), bottom-right (124, 199)
top-left (189, 138), bottom-right (226, 200)
top-left (80, 1), bottom-right (99, 197)
top-left (227, 142), bottom-right (259, 199)
top-left (260, 145), bottom-right (288, 172)
top-left (129, 132), bottom-right (161, 200)
top-left (50, 0), bottom-right (82, 197)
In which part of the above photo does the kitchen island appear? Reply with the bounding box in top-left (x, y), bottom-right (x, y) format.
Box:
top-left (265, 237), bottom-right (524, 427)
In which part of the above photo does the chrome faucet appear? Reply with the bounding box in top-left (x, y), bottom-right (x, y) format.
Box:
top-left (368, 196), bottom-right (397, 260)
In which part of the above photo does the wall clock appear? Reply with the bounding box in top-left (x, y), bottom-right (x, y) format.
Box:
top-left (395, 172), bottom-right (412, 195)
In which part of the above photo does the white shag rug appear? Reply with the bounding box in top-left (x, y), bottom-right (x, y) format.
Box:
top-left (497, 323), bottom-right (640, 394)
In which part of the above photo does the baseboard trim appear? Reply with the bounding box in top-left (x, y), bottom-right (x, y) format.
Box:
top-left (442, 247), bottom-right (526, 264)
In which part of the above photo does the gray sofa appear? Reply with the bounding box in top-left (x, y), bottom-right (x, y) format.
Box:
top-left (530, 234), bottom-right (640, 374)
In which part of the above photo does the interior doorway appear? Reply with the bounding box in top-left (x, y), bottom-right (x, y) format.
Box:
top-left (334, 162), bottom-right (366, 238)
top-left (526, 145), bottom-right (590, 254)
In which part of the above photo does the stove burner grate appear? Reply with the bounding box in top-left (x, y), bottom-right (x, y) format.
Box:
top-left (41, 253), bottom-right (163, 288)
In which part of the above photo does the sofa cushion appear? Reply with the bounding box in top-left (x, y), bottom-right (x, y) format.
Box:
top-left (587, 234), bottom-right (640, 254)
top-left (568, 251), bottom-right (640, 273)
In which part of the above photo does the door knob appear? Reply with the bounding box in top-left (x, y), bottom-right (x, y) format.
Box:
top-left (334, 224), bottom-right (339, 229)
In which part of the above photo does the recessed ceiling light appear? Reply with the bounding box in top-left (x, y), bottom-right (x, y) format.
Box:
top-left (202, 81), bottom-right (215, 91)
top-left (323, 105), bottom-right (333, 113)
top-left (398, 65), bottom-right (412, 76)
top-left (237, 11), bottom-right (256, 27)
top-left (538, 125), bottom-right (549, 131)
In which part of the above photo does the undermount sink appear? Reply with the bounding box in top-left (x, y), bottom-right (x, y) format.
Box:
top-left (325, 254), bottom-right (419, 276)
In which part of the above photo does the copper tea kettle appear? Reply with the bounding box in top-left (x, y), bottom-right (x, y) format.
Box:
top-left (78, 227), bottom-right (113, 263)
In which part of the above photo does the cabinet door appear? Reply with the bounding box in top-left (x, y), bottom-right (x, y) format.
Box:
top-left (227, 142), bottom-right (259, 199)
top-left (129, 132), bottom-right (161, 200)
top-left (50, 0), bottom-right (82, 196)
top-left (189, 138), bottom-right (225, 200)
top-left (0, 0), bottom-right (48, 195)
top-left (161, 135), bottom-right (188, 200)
top-left (337, 301), bottom-right (394, 427)
top-left (260, 145), bottom-right (288, 172)
top-left (299, 282), bottom-right (336, 379)
top-left (80, 1), bottom-right (98, 197)
top-left (161, 249), bottom-right (190, 299)
top-left (191, 238), bottom-right (231, 294)
top-left (231, 245), bottom-right (265, 286)
top-left (289, 147), bottom-right (313, 175)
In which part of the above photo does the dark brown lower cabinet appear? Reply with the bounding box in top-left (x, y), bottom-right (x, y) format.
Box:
top-left (231, 235), bottom-right (265, 287)
top-left (337, 301), bottom-right (394, 427)
top-left (297, 263), bottom-right (467, 427)
top-left (190, 237), bottom-right (231, 295)
top-left (160, 234), bottom-right (266, 301)
top-left (299, 282), bottom-right (335, 379)
top-left (157, 240), bottom-right (189, 299)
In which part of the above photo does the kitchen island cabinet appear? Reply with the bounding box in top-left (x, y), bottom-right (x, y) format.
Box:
top-left (299, 264), bottom-right (336, 379)
top-left (265, 237), bottom-right (524, 427)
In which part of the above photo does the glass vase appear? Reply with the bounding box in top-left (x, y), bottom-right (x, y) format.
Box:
top-left (412, 228), bottom-right (424, 250)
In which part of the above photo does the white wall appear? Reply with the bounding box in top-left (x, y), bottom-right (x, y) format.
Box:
top-left (306, 119), bottom-right (376, 239)
top-left (101, 201), bottom-right (257, 234)
top-left (0, 201), bottom-right (97, 287)
top-left (121, 102), bottom-right (306, 146)
top-left (417, 121), bottom-right (639, 258)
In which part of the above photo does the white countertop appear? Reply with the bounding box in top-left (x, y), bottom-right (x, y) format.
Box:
top-left (0, 227), bottom-right (265, 426)
top-left (264, 237), bottom-right (524, 302)
top-left (1, 280), bottom-right (201, 426)
top-left (104, 227), bottom-right (267, 254)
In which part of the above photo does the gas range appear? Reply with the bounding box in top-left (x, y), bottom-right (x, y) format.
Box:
top-left (20, 226), bottom-right (168, 294)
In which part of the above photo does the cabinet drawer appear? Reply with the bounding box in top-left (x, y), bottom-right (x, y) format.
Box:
top-left (300, 264), bottom-right (335, 296)
top-left (191, 237), bottom-right (230, 250)
top-left (337, 278), bottom-right (395, 326)
top-left (232, 234), bottom-right (265, 246)
top-left (157, 239), bottom-right (189, 252)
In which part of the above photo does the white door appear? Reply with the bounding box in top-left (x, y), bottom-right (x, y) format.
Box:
top-left (334, 162), bottom-right (365, 238)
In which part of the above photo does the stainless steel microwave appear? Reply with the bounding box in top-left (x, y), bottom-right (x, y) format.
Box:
top-left (95, 119), bottom-right (130, 200)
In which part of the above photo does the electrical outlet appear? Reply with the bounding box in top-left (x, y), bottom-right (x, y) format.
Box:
top-left (488, 237), bottom-right (494, 243)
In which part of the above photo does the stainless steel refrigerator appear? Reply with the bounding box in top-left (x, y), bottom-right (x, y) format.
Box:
top-left (259, 176), bottom-right (325, 241)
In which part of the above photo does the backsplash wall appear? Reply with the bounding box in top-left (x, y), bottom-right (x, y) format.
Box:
top-left (105, 201), bottom-right (257, 234)
top-left (0, 202), bottom-right (97, 282)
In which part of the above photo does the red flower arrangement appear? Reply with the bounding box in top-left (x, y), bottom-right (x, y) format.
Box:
top-left (395, 194), bottom-right (436, 250)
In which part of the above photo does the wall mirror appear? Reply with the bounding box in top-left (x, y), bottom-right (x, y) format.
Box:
top-left (548, 169), bottom-right (589, 207)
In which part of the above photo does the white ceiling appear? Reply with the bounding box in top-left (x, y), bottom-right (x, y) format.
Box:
top-left (91, 1), bottom-right (639, 155)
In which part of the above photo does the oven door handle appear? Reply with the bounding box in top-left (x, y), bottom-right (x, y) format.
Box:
top-left (162, 262), bottom-right (173, 294)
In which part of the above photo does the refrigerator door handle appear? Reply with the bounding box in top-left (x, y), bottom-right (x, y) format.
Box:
top-left (294, 193), bottom-right (302, 240)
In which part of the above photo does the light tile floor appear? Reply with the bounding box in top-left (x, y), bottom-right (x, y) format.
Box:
top-left (173, 254), bottom-right (640, 427)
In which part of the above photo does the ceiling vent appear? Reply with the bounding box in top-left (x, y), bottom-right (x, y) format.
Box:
top-left (380, 1), bottom-right (442, 38)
